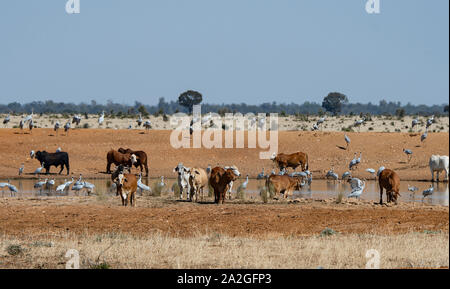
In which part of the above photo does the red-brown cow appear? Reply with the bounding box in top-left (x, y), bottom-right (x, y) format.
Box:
top-left (270, 152), bottom-right (309, 172)
top-left (378, 168), bottom-right (401, 205)
top-left (266, 174), bottom-right (303, 199)
top-left (114, 172), bottom-right (138, 207)
top-left (209, 166), bottom-right (240, 204)
top-left (106, 150), bottom-right (137, 174)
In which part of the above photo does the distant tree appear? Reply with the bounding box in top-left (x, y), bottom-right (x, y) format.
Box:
top-left (322, 92), bottom-right (348, 115)
top-left (444, 105), bottom-right (449, 113)
top-left (178, 90), bottom-right (203, 113)
top-left (137, 105), bottom-right (149, 117)
top-left (395, 108), bottom-right (405, 119)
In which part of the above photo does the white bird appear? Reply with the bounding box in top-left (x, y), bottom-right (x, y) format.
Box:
top-left (307, 172), bottom-right (313, 186)
top-left (83, 181), bottom-right (95, 194)
top-left (3, 113), bottom-right (10, 126)
top-left (377, 166), bottom-right (385, 177)
top-left (422, 185), bottom-right (434, 200)
top-left (290, 171), bottom-right (307, 178)
top-left (18, 163), bottom-right (24, 176)
top-left (46, 179), bottom-right (55, 191)
top-left (271, 169), bottom-right (276, 175)
top-left (344, 134), bottom-right (350, 148)
top-left (74, 174), bottom-right (83, 187)
top-left (6, 183), bottom-right (18, 196)
top-left (403, 149), bottom-right (413, 162)
top-left (159, 176), bottom-right (166, 188)
top-left (24, 111), bottom-right (33, 123)
top-left (326, 169), bottom-right (338, 181)
top-left (29, 119), bottom-right (34, 132)
top-left (34, 162), bottom-right (44, 175)
top-left (347, 178), bottom-right (365, 199)
top-left (64, 121), bottom-right (71, 133)
top-left (342, 171), bottom-right (352, 180)
top-left (241, 175), bottom-right (249, 190)
top-left (317, 116), bottom-right (326, 125)
top-left (366, 168), bottom-right (376, 178)
top-left (312, 123), bottom-right (319, 131)
top-left (137, 173), bottom-right (151, 192)
top-left (421, 129), bottom-right (428, 142)
top-left (257, 168), bottom-right (265, 180)
top-left (426, 115), bottom-right (434, 129)
top-left (206, 165), bottom-right (212, 175)
top-left (354, 117), bottom-right (365, 127)
top-left (56, 147), bottom-right (62, 153)
top-left (54, 121), bottom-right (60, 133)
top-left (411, 118), bottom-right (419, 129)
top-left (56, 178), bottom-right (74, 193)
top-left (349, 153), bottom-right (358, 170)
top-left (19, 119), bottom-right (24, 131)
top-left (144, 120), bottom-right (151, 130)
top-left (356, 152), bottom-right (362, 165)
top-left (98, 111), bottom-right (105, 125)
top-left (72, 182), bottom-right (85, 194)
top-left (407, 184), bottom-right (419, 194)
top-left (137, 113), bottom-right (143, 127)
top-left (30, 150), bottom-right (35, 159)
top-left (34, 178), bottom-right (48, 193)
top-left (72, 115), bottom-right (81, 126)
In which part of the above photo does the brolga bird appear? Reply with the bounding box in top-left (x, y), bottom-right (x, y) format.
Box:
top-left (159, 176), bottom-right (166, 188)
top-left (353, 117), bottom-right (365, 130)
top-left (83, 181), bottom-right (95, 195)
top-left (407, 184), bottom-right (419, 194)
top-left (355, 152), bottom-right (362, 167)
top-left (98, 111), bottom-right (105, 126)
top-left (312, 123), bottom-right (319, 131)
top-left (28, 119), bottom-right (34, 133)
top-left (34, 162), bottom-right (44, 175)
top-left (403, 149), bottom-right (413, 162)
top-left (366, 168), bottom-right (376, 178)
top-left (144, 120), bottom-right (152, 130)
top-left (34, 178), bottom-right (48, 194)
top-left (56, 178), bottom-right (74, 193)
top-left (377, 166), bottom-right (385, 177)
top-left (421, 129), bottom-right (428, 143)
top-left (271, 169), bottom-right (276, 175)
top-left (342, 171), bottom-right (352, 180)
top-left (344, 134), bottom-right (351, 149)
top-left (6, 181), bottom-right (18, 197)
top-left (257, 168), bottom-right (265, 180)
top-left (316, 116), bottom-right (326, 129)
top-left (241, 175), bottom-right (249, 190)
top-left (137, 113), bottom-right (143, 127)
top-left (3, 113), bottom-right (10, 127)
top-left (24, 110), bottom-right (33, 123)
top-left (411, 118), bottom-right (419, 130)
top-left (46, 178), bottom-right (55, 191)
top-left (18, 163), bottom-right (24, 176)
top-left (64, 121), bottom-right (71, 135)
top-left (19, 119), bottom-right (24, 132)
top-left (422, 185), bottom-right (434, 201)
top-left (347, 178), bottom-right (365, 199)
top-left (137, 173), bottom-right (151, 194)
top-left (349, 153), bottom-right (358, 170)
top-left (72, 115), bottom-right (81, 126)
top-left (74, 174), bottom-right (83, 187)
top-left (56, 147), bottom-right (62, 153)
top-left (426, 115), bottom-right (434, 129)
top-left (326, 168), bottom-right (338, 181)
top-left (206, 164), bottom-right (212, 175)
top-left (30, 150), bottom-right (35, 159)
top-left (72, 182), bottom-right (85, 195)
top-left (54, 121), bottom-right (60, 135)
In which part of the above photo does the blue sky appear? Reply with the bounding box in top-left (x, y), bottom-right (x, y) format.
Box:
top-left (0, 0), bottom-right (448, 105)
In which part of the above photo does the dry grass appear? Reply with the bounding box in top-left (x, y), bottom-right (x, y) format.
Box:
top-left (0, 231), bottom-right (447, 269)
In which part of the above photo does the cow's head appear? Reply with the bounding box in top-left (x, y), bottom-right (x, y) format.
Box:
top-left (225, 165), bottom-right (241, 181)
top-left (35, 151), bottom-right (47, 162)
top-left (130, 154), bottom-right (137, 165)
top-left (174, 163), bottom-right (190, 177)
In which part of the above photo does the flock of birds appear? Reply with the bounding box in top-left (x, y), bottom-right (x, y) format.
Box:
top-left (2, 111), bottom-right (153, 132)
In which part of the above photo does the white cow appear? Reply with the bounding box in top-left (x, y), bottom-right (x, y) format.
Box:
top-left (429, 155), bottom-right (449, 182)
top-left (174, 163), bottom-right (191, 200)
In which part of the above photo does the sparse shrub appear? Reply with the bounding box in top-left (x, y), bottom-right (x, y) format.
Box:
top-left (320, 228), bottom-right (336, 237)
top-left (336, 192), bottom-right (344, 204)
top-left (83, 123), bottom-right (89, 129)
top-left (368, 127), bottom-right (374, 131)
top-left (7, 244), bottom-right (23, 256)
top-left (208, 183), bottom-right (214, 197)
top-left (151, 182), bottom-right (164, 196)
top-left (163, 114), bottom-right (169, 122)
top-left (90, 262), bottom-right (111, 269)
top-left (172, 182), bottom-right (180, 197)
top-left (259, 186), bottom-right (268, 203)
top-left (236, 184), bottom-right (245, 200)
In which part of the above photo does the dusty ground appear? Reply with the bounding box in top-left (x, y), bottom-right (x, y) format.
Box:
top-left (0, 128), bottom-right (448, 180)
top-left (2, 113), bottom-right (449, 133)
top-left (0, 196), bottom-right (448, 238)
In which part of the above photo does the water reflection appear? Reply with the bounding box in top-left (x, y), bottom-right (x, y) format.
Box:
top-left (0, 178), bottom-right (448, 206)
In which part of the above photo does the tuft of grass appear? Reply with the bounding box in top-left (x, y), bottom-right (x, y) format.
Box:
top-left (336, 192), bottom-right (345, 204)
top-left (151, 182), bottom-right (164, 197)
top-left (7, 244), bottom-right (23, 256)
top-left (90, 262), bottom-right (111, 269)
top-left (320, 228), bottom-right (336, 237)
top-left (171, 182), bottom-right (180, 198)
top-left (236, 185), bottom-right (245, 200)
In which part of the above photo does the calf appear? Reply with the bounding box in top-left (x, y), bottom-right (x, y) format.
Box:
top-left (270, 152), bottom-right (308, 173)
top-left (118, 148), bottom-right (149, 177)
top-left (378, 168), bottom-right (401, 205)
top-left (114, 172), bottom-right (138, 206)
top-left (174, 163), bottom-right (191, 200)
top-left (106, 150), bottom-right (137, 174)
top-left (35, 151), bottom-right (70, 175)
top-left (266, 175), bottom-right (303, 199)
top-left (189, 167), bottom-right (209, 202)
top-left (209, 166), bottom-right (240, 204)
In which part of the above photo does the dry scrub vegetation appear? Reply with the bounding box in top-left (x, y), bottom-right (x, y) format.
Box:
top-left (0, 231), bottom-right (448, 269)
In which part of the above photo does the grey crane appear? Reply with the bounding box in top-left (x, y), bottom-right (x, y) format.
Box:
top-left (98, 111), bottom-right (105, 126)
top-left (18, 163), bottom-right (24, 176)
top-left (421, 129), bottom-right (428, 143)
top-left (344, 134), bottom-right (351, 149)
top-left (34, 162), bottom-right (45, 175)
top-left (3, 113), bottom-right (10, 126)
top-left (347, 178), bottom-right (365, 199)
top-left (137, 113), bottom-right (143, 127)
top-left (422, 184), bottom-right (434, 201)
top-left (349, 153), bottom-right (358, 170)
top-left (407, 184), bottom-right (419, 194)
top-left (54, 121), bottom-right (60, 135)
top-left (403, 149), bottom-right (413, 162)
top-left (29, 119), bottom-right (34, 133)
top-left (257, 168), bottom-right (265, 180)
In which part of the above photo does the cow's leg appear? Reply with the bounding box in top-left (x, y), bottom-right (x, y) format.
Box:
top-left (145, 164), bottom-right (149, 177)
top-left (58, 164), bottom-right (64, 174)
top-left (436, 170), bottom-right (440, 182)
top-left (379, 186), bottom-right (384, 205)
top-left (106, 162), bottom-right (111, 174)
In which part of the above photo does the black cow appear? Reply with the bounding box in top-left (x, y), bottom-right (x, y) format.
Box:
top-left (35, 151), bottom-right (70, 175)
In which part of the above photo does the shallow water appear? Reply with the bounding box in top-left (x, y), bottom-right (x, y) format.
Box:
top-left (0, 178), bottom-right (448, 206)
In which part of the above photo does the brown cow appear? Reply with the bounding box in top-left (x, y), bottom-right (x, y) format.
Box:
top-left (114, 172), bottom-right (138, 206)
top-left (270, 152), bottom-right (309, 173)
top-left (378, 168), bottom-right (401, 205)
top-left (118, 148), bottom-right (149, 177)
top-left (209, 166), bottom-right (240, 204)
top-left (106, 150), bottom-right (137, 174)
top-left (266, 175), bottom-right (303, 199)
top-left (189, 167), bottom-right (209, 202)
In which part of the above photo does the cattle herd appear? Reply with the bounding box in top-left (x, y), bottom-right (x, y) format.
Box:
top-left (14, 145), bottom-right (450, 207)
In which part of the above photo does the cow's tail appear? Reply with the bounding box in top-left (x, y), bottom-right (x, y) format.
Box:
top-left (305, 154), bottom-right (309, 171)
